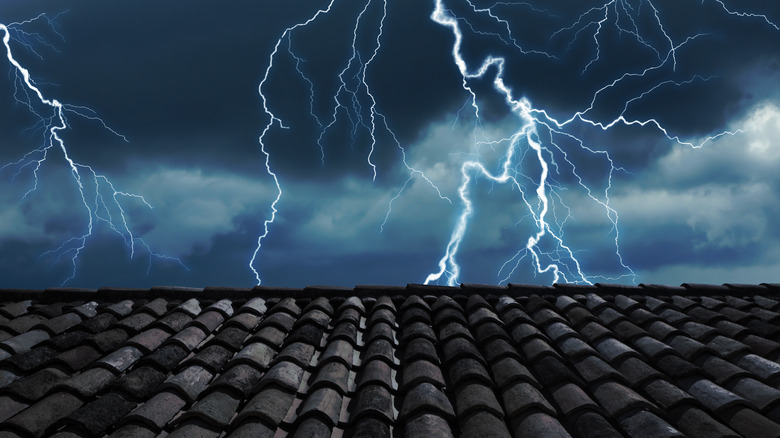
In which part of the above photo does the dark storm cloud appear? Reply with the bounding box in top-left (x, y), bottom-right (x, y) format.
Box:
top-left (2, 1), bottom-right (780, 288)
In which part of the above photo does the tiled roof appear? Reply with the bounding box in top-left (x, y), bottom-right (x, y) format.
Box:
top-left (1, 283), bottom-right (780, 437)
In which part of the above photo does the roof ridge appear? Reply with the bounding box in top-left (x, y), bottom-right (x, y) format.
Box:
top-left (1, 283), bottom-right (778, 302)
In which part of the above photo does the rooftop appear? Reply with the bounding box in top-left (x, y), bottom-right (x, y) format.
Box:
top-left (1, 282), bottom-right (780, 437)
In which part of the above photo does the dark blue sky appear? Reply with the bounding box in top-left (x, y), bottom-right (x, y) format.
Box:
top-left (1, 1), bottom-right (779, 289)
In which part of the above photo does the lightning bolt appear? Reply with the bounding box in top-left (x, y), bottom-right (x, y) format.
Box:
top-left (250, 0), bottom-right (778, 287)
top-left (250, 0), bottom-right (450, 284)
top-left (1, 13), bottom-right (187, 285)
top-left (422, 0), bottom-right (778, 286)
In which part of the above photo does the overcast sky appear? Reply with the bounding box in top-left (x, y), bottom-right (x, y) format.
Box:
top-left (1, 1), bottom-right (779, 289)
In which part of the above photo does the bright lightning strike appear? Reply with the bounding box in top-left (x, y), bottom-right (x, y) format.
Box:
top-left (249, 0), bottom-right (779, 287)
top-left (250, 0), bottom-right (450, 284)
top-left (1, 13), bottom-right (186, 285)
top-left (422, 0), bottom-right (778, 286)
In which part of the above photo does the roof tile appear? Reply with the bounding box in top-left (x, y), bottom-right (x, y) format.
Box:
top-left (401, 359), bottom-right (445, 391)
top-left (656, 355), bottom-right (702, 380)
top-left (474, 321), bottom-right (509, 344)
top-left (368, 307), bottom-right (397, 327)
top-left (139, 342), bottom-right (188, 371)
top-left (259, 312), bottom-right (296, 333)
top-left (578, 321), bottom-right (611, 342)
top-left (5, 391), bottom-right (83, 437)
top-left (454, 383), bottom-right (503, 417)
top-left (573, 354), bottom-right (622, 385)
top-left (276, 341), bottom-right (316, 368)
top-left (592, 381), bottom-right (655, 417)
top-left (595, 337), bottom-right (640, 362)
top-left (227, 419), bottom-right (274, 438)
top-left (511, 411), bottom-right (571, 438)
top-left (297, 387), bottom-right (343, 427)
top-left (400, 382), bottom-right (455, 420)
top-left (358, 360), bottom-right (393, 389)
top-left (163, 365), bottom-right (214, 403)
top-left (644, 378), bottom-right (696, 410)
top-left (211, 363), bottom-right (263, 398)
top-left (124, 390), bottom-right (187, 430)
top-left (522, 337), bottom-right (561, 362)
top-left (260, 361), bottom-right (306, 393)
top-left (618, 409), bottom-right (684, 438)
top-left (184, 344), bottom-right (233, 373)
top-left (311, 360), bottom-right (351, 394)
top-left (686, 379), bottom-right (748, 412)
top-left (362, 338), bottom-right (396, 366)
top-left (167, 419), bottom-right (222, 438)
top-left (0, 300), bottom-right (32, 318)
top-left (401, 307), bottom-right (433, 326)
top-left (87, 327), bottom-right (129, 353)
top-left (404, 412), bottom-right (454, 437)
top-left (483, 337), bottom-right (522, 363)
top-left (97, 345), bottom-right (144, 372)
top-left (571, 411), bottom-right (623, 438)
top-left (552, 382), bottom-right (599, 416)
top-left (35, 313), bottom-right (82, 336)
top-left (441, 337), bottom-right (485, 365)
top-left (403, 338), bottom-right (439, 364)
top-left (459, 411), bottom-right (511, 438)
top-left (236, 387), bottom-right (296, 427)
top-left (701, 355), bottom-right (751, 385)
top-left (708, 336), bottom-right (750, 359)
top-left (723, 406), bottom-right (780, 437)
top-left (321, 339), bottom-right (356, 367)
top-left (112, 365), bottom-right (166, 400)
top-left (140, 298), bottom-right (168, 317)
top-left (729, 377), bottom-right (780, 411)
top-left (330, 321), bottom-right (359, 346)
top-left (3, 345), bottom-right (58, 373)
top-left (557, 337), bottom-right (598, 360)
top-left (80, 313), bottom-right (118, 334)
top-left (126, 327), bottom-right (171, 353)
top-left (4, 314), bottom-right (47, 335)
top-left (62, 392), bottom-right (136, 436)
top-left (633, 336), bottom-right (677, 360)
top-left (679, 321), bottom-right (716, 341)
top-left (2, 329), bottom-right (49, 354)
top-left (115, 312), bottom-right (157, 334)
top-left (176, 389), bottom-right (241, 428)
top-left (155, 311), bottom-right (194, 333)
top-left (438, 320), bottom-right (474, 343)
top-left (53, 345), bottom-right (102, 372)
top-left (5, 367), bottom-right (68, 402)
top-left (189, 311), bottom-right (225, 334)
top-left (468, 307), bottom-right (503, 329)
top-left (353, 383), bottom-right (394, 421)
top-left (57, 366), bottom-right (116, 397)
top-left (250, 325), bottom-right (287, 348)
top-left (565, 307), bottom-right (598, 327)
top-left (0, 395), bottom-right (28, 423)
top-left (224, 312), bottom-right (259, 332)
top-left (169, 325), bottom-right (208, 351)
top-left (400, 322), bottom-right (436, 346)
top-left (670, 406), bottom-right (740, 438)
top-left (668, 335), bottom-right (711, 361)
top-left (104, 300), bottom-right (134, 317)
top-left (502, 381), bottom-right (555, 417)
top-left (291, 417), bottom-right (331, 437)
top-left (735, 354), bottom-right (780, 382)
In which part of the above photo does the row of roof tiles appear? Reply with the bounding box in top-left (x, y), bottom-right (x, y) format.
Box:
top-left (0, 283), bottom-right (779, 437)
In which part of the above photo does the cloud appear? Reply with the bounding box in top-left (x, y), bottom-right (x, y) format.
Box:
top-left (120, 166), bottom-right (276, 256)
top-left (608, 102), bottom-right (780, 279)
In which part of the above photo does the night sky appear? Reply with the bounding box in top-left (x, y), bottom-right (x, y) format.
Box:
top-left (1, 1), bottom-right (779, 289)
